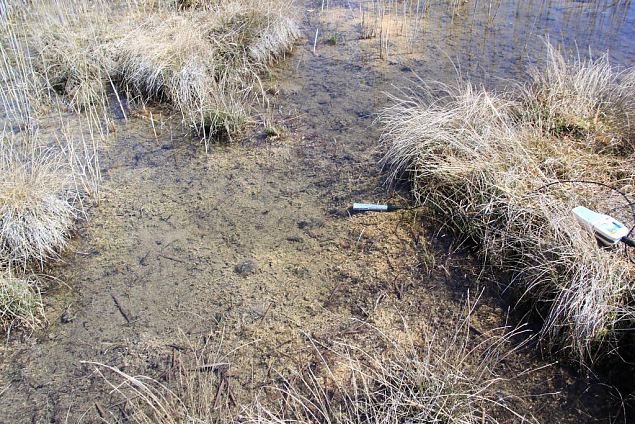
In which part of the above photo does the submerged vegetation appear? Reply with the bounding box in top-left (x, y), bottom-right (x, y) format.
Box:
top-left (380, 42), bottom-right (635, 362)
top-left (0, 0), bottom-right (299, 331)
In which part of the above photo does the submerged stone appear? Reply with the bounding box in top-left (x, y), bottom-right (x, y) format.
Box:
top-left (235, 259), bottom-right (258, 276)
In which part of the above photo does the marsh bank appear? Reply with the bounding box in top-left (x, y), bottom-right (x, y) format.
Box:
top-left (1, 0), bottom-right (634, 422)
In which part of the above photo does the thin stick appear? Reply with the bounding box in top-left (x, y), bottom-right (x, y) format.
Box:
top-left (313, 28), bottom-right (319, 54)
top-left (111, 294), bottom-right (132, 324)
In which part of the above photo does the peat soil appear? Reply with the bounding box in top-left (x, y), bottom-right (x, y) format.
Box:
top-left (0, 1), bottom-right (631, 423)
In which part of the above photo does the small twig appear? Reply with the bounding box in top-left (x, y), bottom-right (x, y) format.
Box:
top-left (149, 111), bottom-right (159, 142)
top-left (166, 343), bottom-right (188, 352)
top-left (258, 302), bottom-right (273, 323)
top-left (111, 294), bottom-right (132, 324)
top-left (195, 362), bottom-right (231, 373)
top-left (469, 324), bottom-right (484, 337)
top-left (226, 378), bottom-right (237, 407)
top-left (117, 404), bottom-right (130, 421)
top-left (392, 270), bottom-right (405, 299)
top-left (139, 251), bottom-right (150, 266)
top-left (312, 28), bottom-right (319, 54)
top-left (159, 349), bottom-right (180, 382)
top-left (212, 378), bottom-right (226, 410)
top-left (169, 349), bottom-right (177, 380)
top-left (94, 402), bottom-right (107, 419)
top-left (158, 254), bottom-right (187, 264)
top-left (355, 228), bottom-right (366, 249)
top-left (325, 280), bottom-right (344, 306)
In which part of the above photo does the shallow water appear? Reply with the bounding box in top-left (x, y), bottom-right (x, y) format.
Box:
top-left (1, 0), bottom-right (634, 422)
top-left (348, 0), bottom-right (634, 82)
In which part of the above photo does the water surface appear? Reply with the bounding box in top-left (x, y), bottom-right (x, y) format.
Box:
top-left (339, 0), bottom-right (634, 85)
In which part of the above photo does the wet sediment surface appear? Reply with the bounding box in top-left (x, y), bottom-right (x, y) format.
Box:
top-left (1, 0), bottom-right (634, 422)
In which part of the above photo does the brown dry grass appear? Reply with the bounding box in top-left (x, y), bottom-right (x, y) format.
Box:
top-left (522, 42), bottom-right (635, 154)
top-left (379, 44), bottom-right (635, 363)
top-left (19, 0), bottom-right (300, 141)
top-left (0, 135), bottom-right (77, 268)
top-left (0, 2), bottom-right (105, 330)
top-left (86, 305), bottom-right (532, 423)
top-left (0, 270), bottom-right (44, 336)
top-left (247, 316), bottom-right (531, 423)
top-left (82, 333), bottom-right (237, 423)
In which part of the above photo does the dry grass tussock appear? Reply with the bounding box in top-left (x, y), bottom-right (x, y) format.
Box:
top-left (0, 137), bottom-right (77, 268)
top-left (83, 334), bottom-right (239, 423)
top-left (523, 43), bottom-right (635, 154)
top-left (18, 0), bottom-right (300, 140)
top-left (0, 122), bottom-right (102, 272)
top-left (379, 45), bottom-right (635, 362)
top-left (87, 306), bottom-right (532, 423)
top-left (247, 310), bottom-right (531, 423)
top-left (15, 0), bottom-right (120, 110)
top-left (0, 10), bottom-right (104, 331)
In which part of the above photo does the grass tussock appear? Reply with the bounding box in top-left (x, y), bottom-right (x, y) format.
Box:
top-left (20, 2), bottom-right (117, 109)
top-left (83, 335), bottom-right (237, 423)
top-left (117, 0), bottom-right (299, 139)
top-left (0, 10), bottom-right (105, 331)
top-left (0, 38), bottom-right (102, 271)
top-left (524, 43), bottom-right (635, 154)
top-left (20, 0), bottom-right (300, 139)
top-left (0, 141), bottom-right (77, 268)
top-left (0, 271), bottom-right (44, 334)
top-left (86, 362), bottom-right (203, 423)
top-left (248, 312), bottom-right (529, 423)
top-left (379, 44), bottom-right (635, 362)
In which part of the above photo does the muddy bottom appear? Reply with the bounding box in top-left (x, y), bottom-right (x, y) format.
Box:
top-left (1, 1), bottom-right (631, 423)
